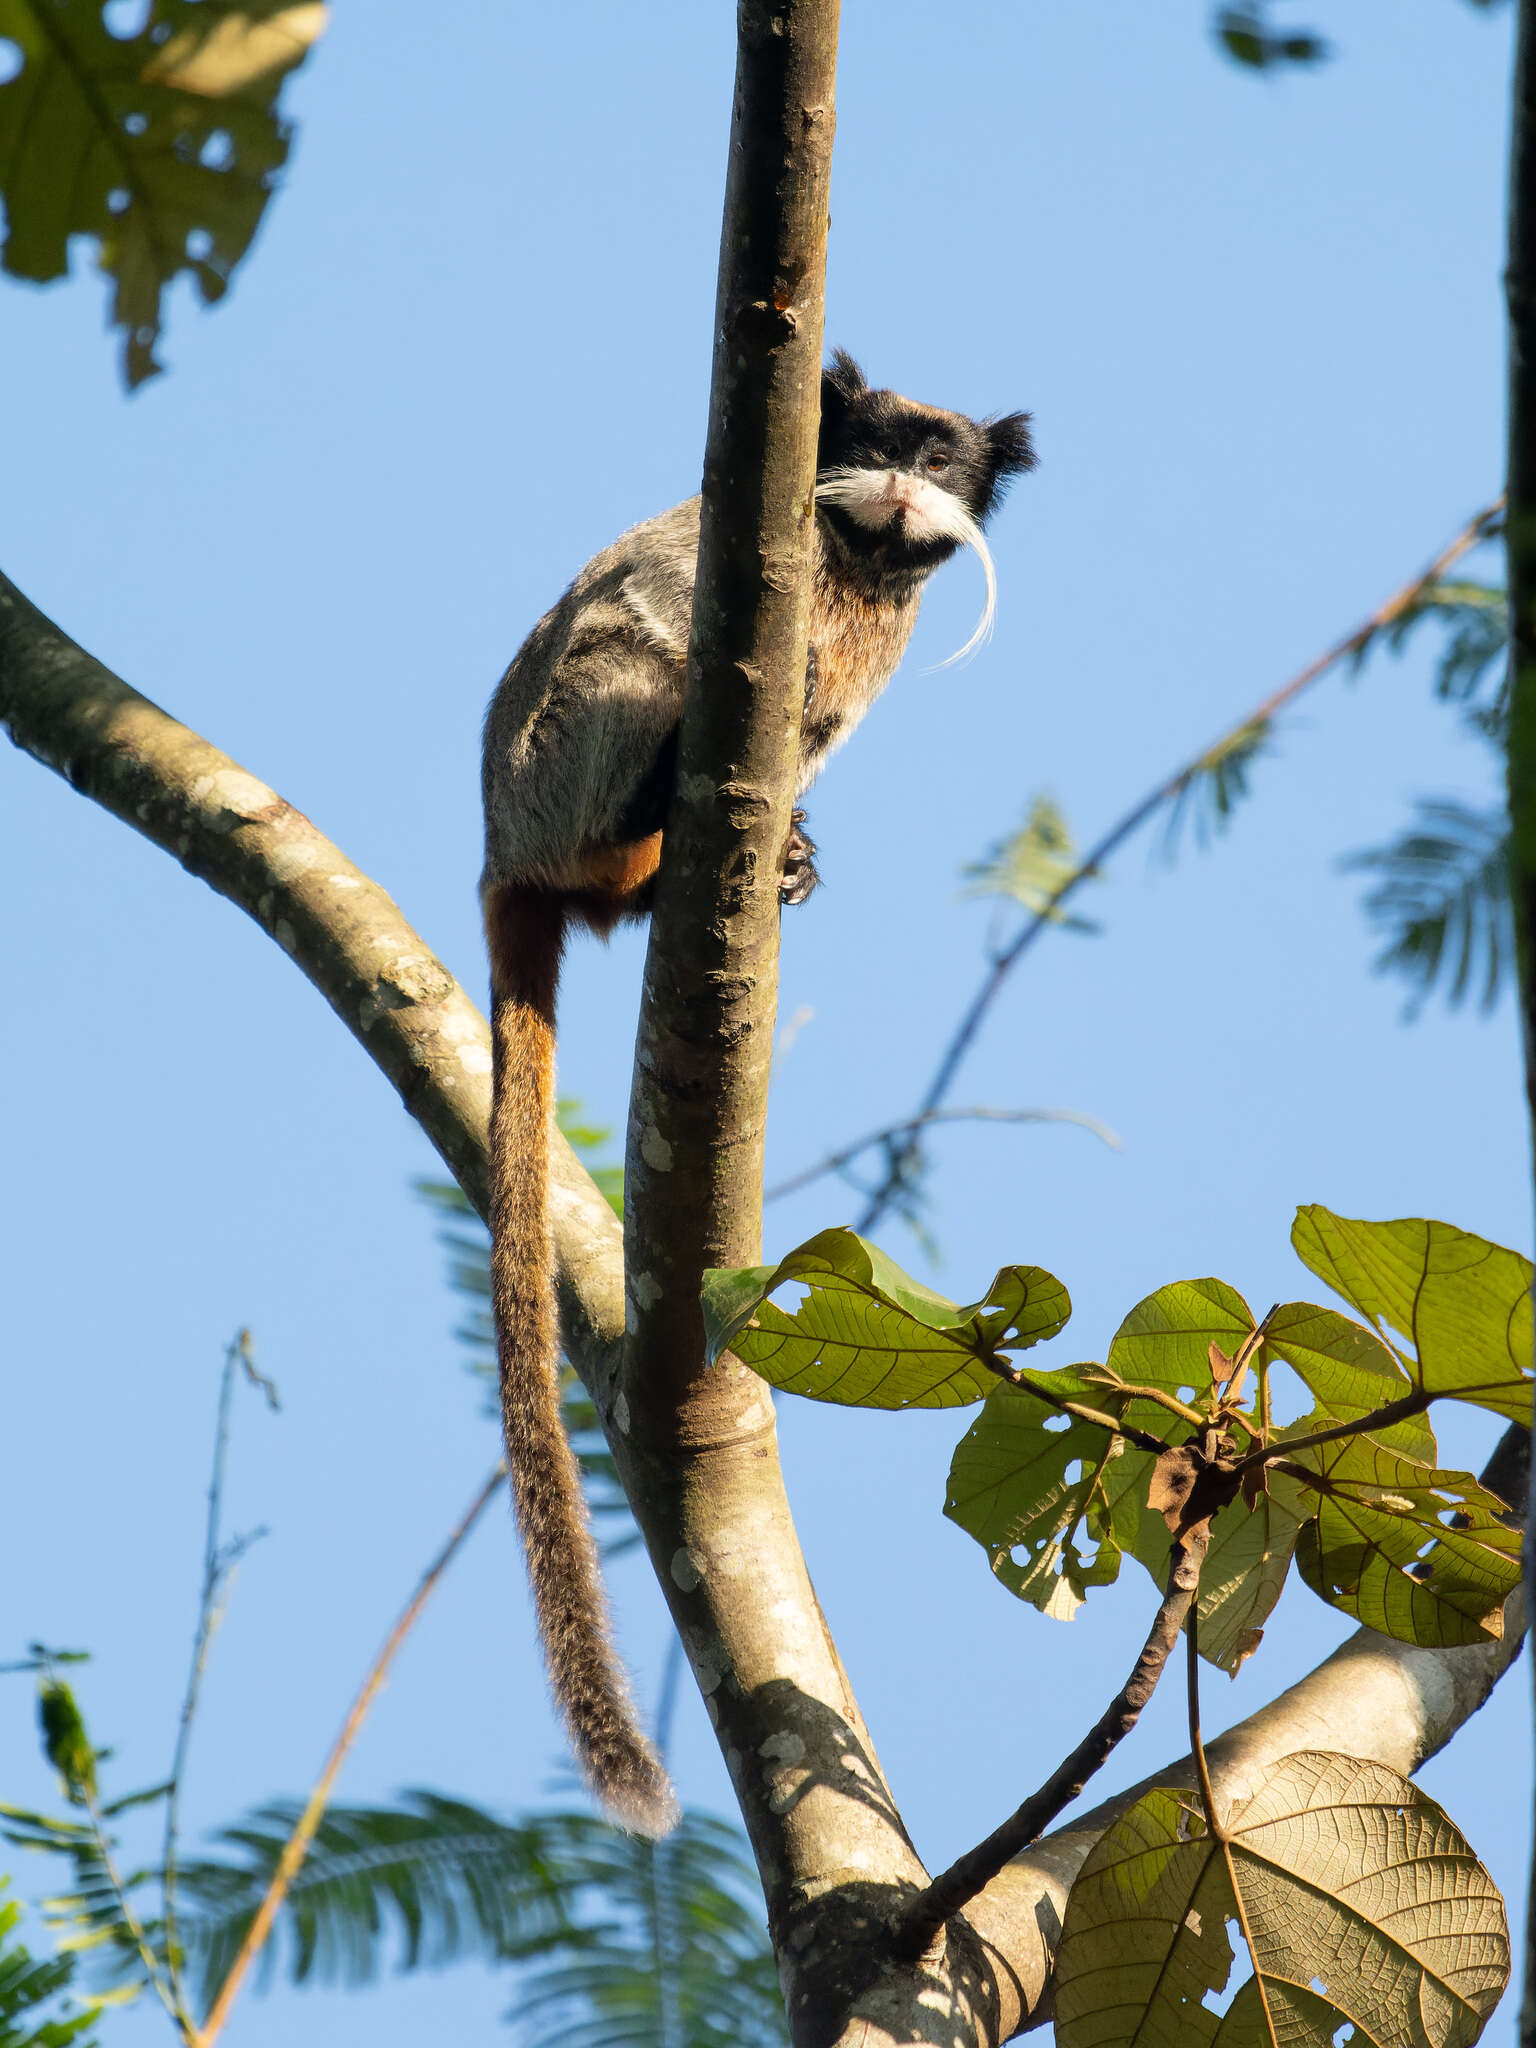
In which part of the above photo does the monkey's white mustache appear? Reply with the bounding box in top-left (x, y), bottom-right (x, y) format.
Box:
top-left (814, 466), bottom-right (996, 667)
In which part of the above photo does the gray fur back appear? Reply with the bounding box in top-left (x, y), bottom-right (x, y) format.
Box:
top-left (482, 499), bottom-right (702, 889)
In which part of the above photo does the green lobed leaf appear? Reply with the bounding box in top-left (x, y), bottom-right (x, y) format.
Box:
top-left (1262, 1301), bottom-right (1435, 1457)
top-left (1184, 1465), bottom-right (1310, 1676)
top-left (1288, 1436), bottom-right (1521, 1648)
top-left (1093, 1278), bottom-right (1255, 1428)
top-left (944, 1380), bottom-right (1133, 1618)
top-left (702, 1229), bottom-right (1070, 1410)
top-left (1055, 1752), bottom-right (1507, 2048)
top-left (1292, 1208), bottom-right (1533, 1421)
top-left (0, 0), bottom-right (325, 388)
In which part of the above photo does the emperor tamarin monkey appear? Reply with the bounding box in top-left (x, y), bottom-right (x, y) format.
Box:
top-left (481, 352), bottom-right (1035, 1833)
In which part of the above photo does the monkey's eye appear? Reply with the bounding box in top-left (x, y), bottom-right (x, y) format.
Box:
top-left (925, 452), bottom-right (951, 474)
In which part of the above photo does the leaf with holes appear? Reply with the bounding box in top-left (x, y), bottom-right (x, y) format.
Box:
top-left (1288, 1435), bottom-right (1521, 1648)
top-left (1262, 1301), bottom-right (1435, 1457)
top-left (0, 0), bottom-right (326, 387)
top-left (944, 1380), bottom-right (1138, 1618)
top-left (701, 1230), bottom-right (1070, 1410)
top-left (1055, 1751), bottom-right (1507, 2048)
top-left (1292, 1209), bottom-right (1533, 1422)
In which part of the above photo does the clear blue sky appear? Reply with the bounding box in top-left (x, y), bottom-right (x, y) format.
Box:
top-left (2, 1), bottom-right (1527, 2041)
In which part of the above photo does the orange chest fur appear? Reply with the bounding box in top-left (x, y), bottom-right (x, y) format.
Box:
top-left (807, 580), bottom-right (920, 729)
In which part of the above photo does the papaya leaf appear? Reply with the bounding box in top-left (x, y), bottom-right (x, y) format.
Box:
top-left (1054, 1753), bottom-right (1507, 2048)
top-left (0, 0), bottom-right (326, 389)
top-left (944, 1381), bottom-right (1134, 1618)
top-left (701, 1229), bottom-right (1070, 1411)
top-left (1289, 1437), bottom-right (1521, 1648)
top-left (1292, 1208), bottom-right (1533, 1421)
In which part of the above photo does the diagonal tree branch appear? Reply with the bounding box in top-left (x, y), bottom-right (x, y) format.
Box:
top-left (6, 566), bottom-right (1533, 2048)
top-left (0, 567), bottom-right (626, 1394)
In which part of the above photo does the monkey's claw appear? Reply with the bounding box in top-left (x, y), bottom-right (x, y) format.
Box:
top-left (781, 810), bottom-right (820, 906)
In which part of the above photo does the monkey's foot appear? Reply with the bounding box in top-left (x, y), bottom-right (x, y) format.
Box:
top-left (781, 810), bottom-right (820, 906)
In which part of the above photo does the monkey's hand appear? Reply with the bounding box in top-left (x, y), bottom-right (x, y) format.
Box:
top-left (781, 810), bottom-right (820, 906)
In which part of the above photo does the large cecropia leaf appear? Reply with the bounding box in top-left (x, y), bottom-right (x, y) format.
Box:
top-left (1287, 1436), bottom-right (1521, 1648)
top-left (1292, 1209), bottom-right (1533, 1422)
top-left (945, 1382), bottom-right (1134, 1619)
top-left (1054, 1751), bottom-right (1508, 2048)
top-left (0, 0), bottom-right (326, 387)
top-left (702, 1229), bottom-right (1070, 1410)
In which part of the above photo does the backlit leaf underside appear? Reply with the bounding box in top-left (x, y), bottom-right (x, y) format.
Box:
top-left (0, 0), bottom-right (325, 386)
top-left (1055, 1751), bottom-right (1507, 2048)
top-left (702, 1229), bottom-right (1070, 1410)
top-left (1293, 1208), bottom-right (1533, 1422)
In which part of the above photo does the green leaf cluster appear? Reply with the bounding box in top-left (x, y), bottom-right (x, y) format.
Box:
top-left (0, 0), bottom-right (324, 387)
top-left (706, 1208), bottom-right (1529, 1668)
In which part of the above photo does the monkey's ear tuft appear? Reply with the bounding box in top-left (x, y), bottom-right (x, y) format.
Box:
top-left (986, 411), bottom-right (1037, 479)
top-left (823, 350), bottom-right (869, 407)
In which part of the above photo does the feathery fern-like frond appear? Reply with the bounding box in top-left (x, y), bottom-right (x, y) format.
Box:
top-left (1342, 799), bottom-right (1511, 1015)
top-left (0, 1883), bottom-right (101, 2048)
top-left (962, 796), bottom-right (1100, 931)
top-left (169, 1794), bottom-right (786, 2046)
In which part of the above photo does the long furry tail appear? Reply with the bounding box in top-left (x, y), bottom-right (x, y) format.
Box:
top-left (484, 883), bottom-right (678, 1838)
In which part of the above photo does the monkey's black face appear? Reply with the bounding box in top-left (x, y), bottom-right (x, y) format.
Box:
top-left (814, 350), bottom-right (1035, 571)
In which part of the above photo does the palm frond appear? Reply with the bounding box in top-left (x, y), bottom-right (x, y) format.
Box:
top-left (1342, 799), bottom-right (1512, 1016)
top-left (962, 796), bottom-right (1099, 931)
top-left (169, 1794), bottom-right (787, 2046)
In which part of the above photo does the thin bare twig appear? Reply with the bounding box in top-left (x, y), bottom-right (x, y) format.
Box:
top-left (194, 1463), bottom-right (505, 2047)
top-left (163, 1332), bottom-right (274, 2021)
top-left (856, 500), bottom-right (1505, 1234)
top-left (897, 1528), bottom-right (1209, 1961)
top-left (763, 1106), bottom-right (1119, 1204)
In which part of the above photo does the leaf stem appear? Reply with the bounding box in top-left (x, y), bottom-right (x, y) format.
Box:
top-left (1228, 1387), bottom-right (1432, 1476)
top-left (193, 1463), bottom-right (505, 2046)
top-left (854, 500), bottom-right (1505, 1235)
top-left (894, 1529), bottom-right (1208, 1961)
top-left (1186, 1609), bottom-right (1280, 2046)
top-left (987, 1356), bottom-right (1170, 1455)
